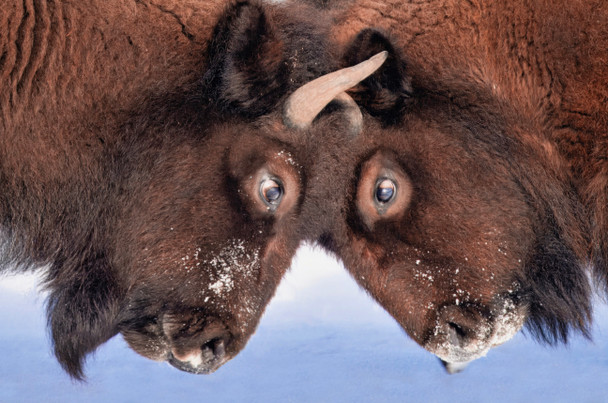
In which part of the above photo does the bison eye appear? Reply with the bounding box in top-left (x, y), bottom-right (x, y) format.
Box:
top-left (375, 178), bottom-right (396, 204)
top-left (356, 151), bottom-right (412, 230)
top-left (260, 178), bottom-right (284, 209)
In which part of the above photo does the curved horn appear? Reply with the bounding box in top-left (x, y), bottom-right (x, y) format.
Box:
top-left (332, 92), bottom-right (363, 137)
top-left (283, 51), bottom-right (388, 130)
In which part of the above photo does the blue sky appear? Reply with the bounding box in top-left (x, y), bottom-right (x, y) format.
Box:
top-left (1, 245), bottom-right (607, 402)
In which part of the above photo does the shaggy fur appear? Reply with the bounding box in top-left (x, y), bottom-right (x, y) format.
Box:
top-left (0, 0), bottom-right (337, 379)
top-left (292, 0), bottom-right (606, 364)
top-left (3, 0), bottom-right (604, 378)
top-left (330, 0), bottom-right (608, 291)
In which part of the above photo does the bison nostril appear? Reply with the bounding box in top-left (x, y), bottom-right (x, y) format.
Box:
top-left (169, 338), bottom-right (228, 374)
top-left (447, 322), bottom-right (468, 347)
top-left (201, 337), bottom-right (226, 363)
top-left (212, 338), bottom-right (226, 357)
top-left (201, 346), bottom-right (215, 362)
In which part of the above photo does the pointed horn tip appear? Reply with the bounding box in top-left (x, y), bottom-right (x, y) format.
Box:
top-left (371, 50), bottom-right (389, 64)
top-left (283, 51), bottom-right (389, 130)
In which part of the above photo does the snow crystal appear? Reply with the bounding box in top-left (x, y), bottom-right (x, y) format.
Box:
top-left (204, 240), bottom-right (260, 297)
top-left (276, 150), bottom-right (299, 168)
top-left (177, 240), bottom-right (260, 297)
top-left (413, 269), bottom-right (434, 283)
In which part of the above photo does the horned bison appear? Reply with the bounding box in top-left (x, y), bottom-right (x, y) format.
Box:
top-left (0, 0), bottom-right (388, 379)
top-left (298, 0), bottom-right (608, 372)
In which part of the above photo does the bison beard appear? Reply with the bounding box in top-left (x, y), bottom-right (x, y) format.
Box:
top-left (522, 221), bottom-right (592, 344)
top-left (46, 252), bottom-right (121, 379)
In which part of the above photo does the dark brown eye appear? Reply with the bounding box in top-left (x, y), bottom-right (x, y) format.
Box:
top-left (260, 178), bottom-right (284, 209)
top-left (375, 178), bottom-right (396, 204)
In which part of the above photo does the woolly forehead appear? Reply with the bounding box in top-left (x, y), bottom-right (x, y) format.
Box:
top-left (270, 2), bottom-right (338, 82)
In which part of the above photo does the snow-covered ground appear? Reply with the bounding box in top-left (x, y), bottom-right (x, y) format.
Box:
top-left (1, 244), bottom-right (607, 402)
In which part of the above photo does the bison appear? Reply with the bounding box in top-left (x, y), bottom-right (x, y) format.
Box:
top-left (0, 0), bottom-right (388, 379)
top-left (296, 0), bottom-right (608, 372)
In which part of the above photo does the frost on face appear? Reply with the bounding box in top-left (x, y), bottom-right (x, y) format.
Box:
top-left (206, 240), bottom-right (259, 296)
top-left (179, 239), bottom-right (260, 297)
top-left (490, 297), bottom-right (526, 346)
top-left (208, 273), bottom-right (234, 295)
top-left (275, 150), bottom-right (302, 176)
top-left (276, 150), bottom-right (298, 167)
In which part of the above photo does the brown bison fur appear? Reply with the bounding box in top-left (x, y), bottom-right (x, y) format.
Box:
top-left (0, 0), bottom-right (339, 379)
top-left (295, 0), bottom-right (607, 368)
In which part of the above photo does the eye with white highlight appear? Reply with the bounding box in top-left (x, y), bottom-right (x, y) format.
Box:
top-left (259, 177), bottom-right (284, 210)
top-left (356, 151), bottom-right (412, 229)
top-left (375, 178), bottom-right (396, 204)
top-left (231, 148), bottom-right (301, 219)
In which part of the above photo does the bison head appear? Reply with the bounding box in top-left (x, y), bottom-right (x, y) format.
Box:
top-left (41, 2), bottom-right (389, 379)
top-left (305, 29), bottom-right (593, 372)
top-left (112, 122), bottom-right (305, 376)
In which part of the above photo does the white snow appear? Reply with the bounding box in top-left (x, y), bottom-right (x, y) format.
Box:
top-left (276, 150), bottom-right (299, 168)
top-left (0, 271), bottom-right (42, 294)
top-left (188, 239), bottom-right (261, 297)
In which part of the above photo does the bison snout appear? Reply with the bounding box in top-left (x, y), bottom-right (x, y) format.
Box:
top-left (429, 306), bottom-right (491, 360)
top-left (120, 311), bottom-right (237, 374)
top-left (423, 301), bottom-right (525, 373)
top-left (162, 316), bottom-right (233, 375)
top-left (168, 337), bottom-right (228, 374)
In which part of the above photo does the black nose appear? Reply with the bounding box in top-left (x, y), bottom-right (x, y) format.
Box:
top-left (435, 305), bottom-right (482, 347)
top-left (168, 337), bottom-right (227, 374)
top-left (423, 304), bottom-right (493, 372)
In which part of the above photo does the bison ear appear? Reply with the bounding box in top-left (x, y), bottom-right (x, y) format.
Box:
top-left (203, 0), bottom-right (289, 117)
top-left (343, 29), bottom-right (412, 125)
top-left (46, 254), bottom-right (121, 380)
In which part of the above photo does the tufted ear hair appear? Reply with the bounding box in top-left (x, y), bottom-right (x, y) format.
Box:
top-left (203, 0), bottom-right (289, 118)
top-left (46, 252), bottom-right (121, 380)
top-left (342, 29), bottom-right (412, 125)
